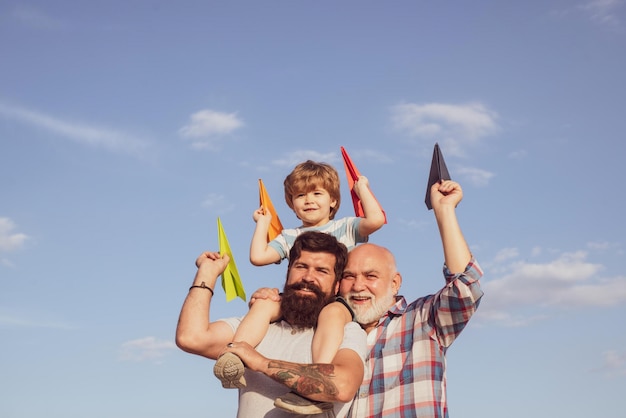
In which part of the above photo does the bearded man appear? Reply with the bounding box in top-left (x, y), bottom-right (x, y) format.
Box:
top-left (176, 231), bottom-right (366, 418)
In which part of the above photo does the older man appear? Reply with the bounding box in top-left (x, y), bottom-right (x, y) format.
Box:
top-left (176, 231), bottom-right (366, 417)
top-left (340, 180), bottom-right (483, 417)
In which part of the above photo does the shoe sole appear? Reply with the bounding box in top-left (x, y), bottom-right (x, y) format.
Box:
top-left (213, 352), bottom-right (246, 389)
top-left (274, 394), bottom-right (333, 415)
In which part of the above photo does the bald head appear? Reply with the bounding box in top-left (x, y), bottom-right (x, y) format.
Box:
top-left (340, 243), bottom-right (402, 332)
top-left (347, 243), bottom-right (397, 275)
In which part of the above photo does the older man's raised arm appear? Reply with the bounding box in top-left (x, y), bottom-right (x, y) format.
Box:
top-left (430, 180), bottom-right (472, 273)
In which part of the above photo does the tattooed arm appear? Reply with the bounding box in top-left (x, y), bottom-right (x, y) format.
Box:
top-left (222, 341), bottom-right (363, 403)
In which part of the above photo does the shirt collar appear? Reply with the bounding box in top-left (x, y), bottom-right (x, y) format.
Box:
top-left (378, 295), bottom-right (407, 324)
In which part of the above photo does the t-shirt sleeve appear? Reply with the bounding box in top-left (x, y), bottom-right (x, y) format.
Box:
top-left (218, 317), bottom-right (243, 333)
top-left (347, 216), bottom-right (368, 244)
top-left (339, 321), bottom-right (367, 363)
top-left (267, 234), bottom-right (289, 261)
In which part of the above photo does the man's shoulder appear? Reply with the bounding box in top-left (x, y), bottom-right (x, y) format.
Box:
top-left (391, 295), bottom-right (429, 315)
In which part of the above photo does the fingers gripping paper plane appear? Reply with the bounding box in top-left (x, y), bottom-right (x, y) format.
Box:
top-left (217, 217), bottom-right (246, 302)
top-left (425, 143), bottom-right (452, 210)
top-left (340, 146), bottom-right (387, 223)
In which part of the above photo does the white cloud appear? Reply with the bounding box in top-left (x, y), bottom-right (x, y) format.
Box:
top-left (178, 109), bottom-right (244, 150)
top-left (397, 218), bottom-right (430, 230)
top-left (586, 241), bottom-right (621, 252)
top-left (0, 101), bottom-right (152, 157)
top-left (508, 149), bottom-right (528, 159)
top-left (253, 148), bottom-right (392, 173)
top-left (530, 246), bottom-right (543, 257)
top-left (578, 0), bottom-right (623, 26)
top-left (454, 166), bottom-right (495, 187)
top-left (390, 102), bottom-right (498, 155)
top-left (343, 148), bottom-right (394, 164)
top-left (492, 247), bottom-right (520, 264)
top-left (589, 349), bottom-right (626, 377)
top-left (118, 336), bottom-right (176, 362)
top-left (271, 150), bottom-right (338, 168)
top-left (10, 5), bottom-right (64, 30)
top-left (474, 310), bottom-right (548, 328)
top-left (477, 249), bottom-right (626, 327)
top-left (1, 258), bottom-right (16, 268)
top-left (0, 217), bottom-right (28, 252)
top-left (201, 193), bottom-right (236, 213)
top-left (0, 311), bottom-right (74, 329)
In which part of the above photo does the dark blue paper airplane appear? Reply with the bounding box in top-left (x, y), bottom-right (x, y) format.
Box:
top-left (425, 143), bottom-right (451, 210)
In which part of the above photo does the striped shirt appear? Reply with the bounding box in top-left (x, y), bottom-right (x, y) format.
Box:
top-left (348, 259), bottom-right (484, 418)
top-left (268, 217), bottom-right (366, 260)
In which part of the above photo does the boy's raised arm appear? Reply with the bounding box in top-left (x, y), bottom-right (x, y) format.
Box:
top-left (353, 175), bottom-right (386, 236)
top-left (249, 206), bottom-right (282, 266)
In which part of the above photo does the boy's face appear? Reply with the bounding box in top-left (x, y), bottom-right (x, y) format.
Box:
top-left (291, 187), bottom-right (337, 227)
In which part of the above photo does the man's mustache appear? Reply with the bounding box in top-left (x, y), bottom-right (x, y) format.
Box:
top-left (285, 282), bottom-right (324, 296)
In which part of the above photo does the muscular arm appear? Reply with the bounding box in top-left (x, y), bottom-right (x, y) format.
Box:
top-left (226, 342), bottom-right (364, 403)
top-left (268, 348), bottom-right (363, 402)
top-left (175, 252), bottom-right (236, 359)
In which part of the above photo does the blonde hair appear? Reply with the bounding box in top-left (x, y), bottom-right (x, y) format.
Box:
top-left (283, 160), bottom-right (341, 220)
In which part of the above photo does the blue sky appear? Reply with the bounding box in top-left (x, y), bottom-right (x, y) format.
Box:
top-left (1, 1), bottom-right (625, 417)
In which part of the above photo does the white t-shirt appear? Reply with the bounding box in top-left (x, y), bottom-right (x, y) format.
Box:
top-left (220, 318), bottom-right (367, 418)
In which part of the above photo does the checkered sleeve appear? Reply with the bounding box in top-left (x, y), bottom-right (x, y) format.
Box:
top-left (431, 258), bottom-right (484, 347)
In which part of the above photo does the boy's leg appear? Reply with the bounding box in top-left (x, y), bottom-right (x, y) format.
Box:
top-left (312, 298), bottom-right (354, 363)
top-left (214, 299), bottom-right (278, 388)
top-left (275, 298), bottom-right (354, 413)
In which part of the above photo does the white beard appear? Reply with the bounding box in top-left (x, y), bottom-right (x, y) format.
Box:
top-left (347, 289), bottom-right (396, 325)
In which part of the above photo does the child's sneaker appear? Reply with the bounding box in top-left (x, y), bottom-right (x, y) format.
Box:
top-left (274, 391), bottom-right (333, 415)
top-left (213, 352), bottom-right (246, 389)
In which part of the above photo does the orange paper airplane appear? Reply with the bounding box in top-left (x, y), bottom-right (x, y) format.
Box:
top-left (258, 179), bottom-right (283, 241)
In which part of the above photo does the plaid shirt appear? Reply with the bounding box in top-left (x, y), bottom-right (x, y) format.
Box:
top-left (347, 258), bottom-right (483, 418)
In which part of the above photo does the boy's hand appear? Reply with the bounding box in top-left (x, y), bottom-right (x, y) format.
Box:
top-left (252, 206), bottom-right (272, 223)
top-left (352, 175), bottom-right (370, 198)
top-left (249, 287), bottom-right (282, 307)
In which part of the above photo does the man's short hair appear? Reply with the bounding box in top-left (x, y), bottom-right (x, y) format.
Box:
top-left (288, 231), bottom-right (348, 284)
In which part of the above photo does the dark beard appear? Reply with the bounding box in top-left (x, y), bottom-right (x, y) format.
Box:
top-left (280, 282), bottom-right (334, 330)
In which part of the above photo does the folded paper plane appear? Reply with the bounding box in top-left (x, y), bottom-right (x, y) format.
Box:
top-left (340, 146), bottom-right (387, 223)
top-left (258, 179), bottom-right (283, 241)
top-left (217, 217), bottom-right (246, 302)
top-left (425, 143), bottom-right (452, 210)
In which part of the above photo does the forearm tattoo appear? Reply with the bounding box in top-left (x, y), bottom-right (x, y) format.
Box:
top-left (267, 360), bottom-right (339, 398)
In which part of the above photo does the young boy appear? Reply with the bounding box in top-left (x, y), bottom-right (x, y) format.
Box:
top-left (214, 160), bottom-right (385, 414)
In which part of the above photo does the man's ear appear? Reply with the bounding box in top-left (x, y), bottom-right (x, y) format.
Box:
top-left (392, 272), bottom-right (402, 295)
top-left (334, 280), bottom-right (340, 295)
